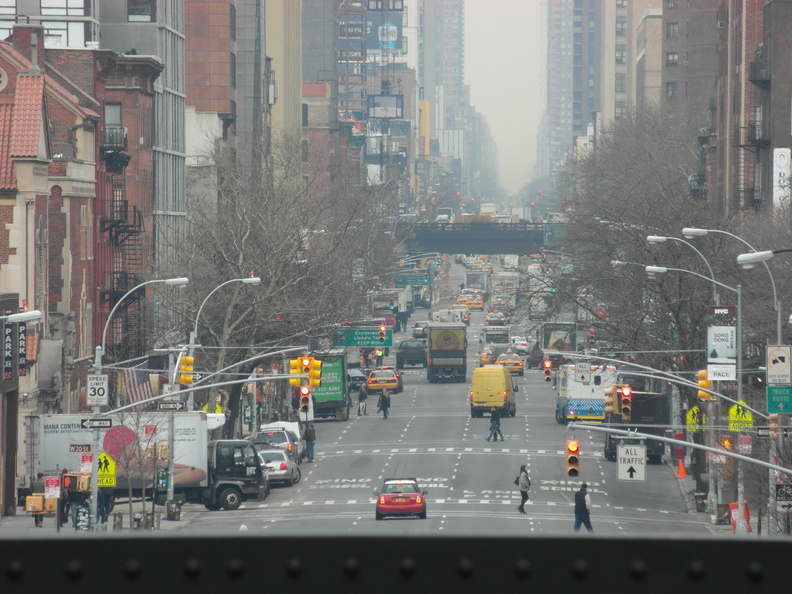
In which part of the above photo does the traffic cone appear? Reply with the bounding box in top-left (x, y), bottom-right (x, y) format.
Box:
top-left (677, 459), bottom-right (687, 479)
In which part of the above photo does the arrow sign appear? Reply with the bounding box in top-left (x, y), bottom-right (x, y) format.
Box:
top-left (81, 418), bottom-right (112, 430)
top-left (627, 466), bottom-right (637, 478)
top-left (617, 444), bottom-right (646, 481)
top-left (158, 401), bottom-right (185, 411)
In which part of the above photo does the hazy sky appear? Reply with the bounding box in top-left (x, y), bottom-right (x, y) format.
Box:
top-left (465, 1), bottom-right (544, 196)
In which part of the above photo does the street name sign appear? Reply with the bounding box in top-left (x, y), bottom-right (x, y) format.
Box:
top-left (767, 386), bottom-right (792, 414)
top-left (86, 374), bottom-right (109, 406)
top-left (333, 327), bottom-right (393, 347)
top-left (767, 345), bottom-right (792, 385)
top-left (158, 401), bottom-right (185, 411)
top-left (617, 444), bottom-right (646, 481)
top-left (81, 418), bottom-right (112, 430)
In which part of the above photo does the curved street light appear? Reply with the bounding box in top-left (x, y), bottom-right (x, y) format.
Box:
top-left (189, 276), bottom-right (262, 358)
top-left (0, 310), bottom-right (43, 324)
top-left (647, 235), bottom-right (718, 304)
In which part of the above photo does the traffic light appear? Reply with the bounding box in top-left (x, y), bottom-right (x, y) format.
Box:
top-left (299, 385), bottom-right (311, 414)
top-left (289, 358), bottom-right (302, 387)
top-left (379, 324), bottom-right (387, 343)
top-left (179, 355), bottom-right (195, 385)
top-left (543, 360), bottom-right (553, 382)
top-left (565, 439), bottom-right (580, 477)
top-left (308, 358), bottom-right (323, 388)
top-left (697, 369), bottom-right (713, 400)
top-left (604, 384), bottom-right (619, 414)
top-left (620, 384), bottom-right (632, 422)
top-left (769, 413), bottom-right (779, 441)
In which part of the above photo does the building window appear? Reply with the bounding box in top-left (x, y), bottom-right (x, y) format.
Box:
top-left (128, 0), bottom-right (156, 22)
top-left (41, 0), bottom-right (86, 16)
top-left (0, 0), bottom-right (15, 15)
top-left (615, 44), bottom-right (626, 65)
top-left (666, 52), bottom-right (679, 67)
top-left (615, 101), bottom-right (626, 119)
top-left (616, 16), bottom-right (626, 37)
top-left (615, 73), bottom-right (626, 93)
top-left (80, 203), bottom-right (93, 260)
top-left (42, 21), bottom-right (87, 47)
top-left (667, 23), bottom-right (678, 38)
top-left (666, 82), bottom-right (678, 98)
top-left (230, 52), bottom-right (236, 88)
top-left (666, 0), bottom-right (678, 7)
top-left (230, 4), bottom-right (236, 41)
top-left (616, 0), bottom-right (627, 6)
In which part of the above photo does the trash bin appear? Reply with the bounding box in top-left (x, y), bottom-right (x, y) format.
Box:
top-left (113, 513), bottom-right (123, 531)
top-left (716, 504), bottom-right (731, 525)
top-left (166, 500), bottom-right (181, 521)
top-left (694, 493), bottom-right (707, 513)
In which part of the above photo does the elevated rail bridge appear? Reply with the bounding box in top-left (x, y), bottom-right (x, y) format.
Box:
top-left (398, 222), bottom-right (561, 255)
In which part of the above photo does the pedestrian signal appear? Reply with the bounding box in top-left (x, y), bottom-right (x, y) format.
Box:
top-left (299, 385), bottom-right (311, 414)
top-left (289, 358), bottom-right (302, 387)
top-left (769, 414), bottom-right (779, 441)
top-left (566, 440), bottom-right (580, 477)
top-left (620, 385), bottom-right (632, 422)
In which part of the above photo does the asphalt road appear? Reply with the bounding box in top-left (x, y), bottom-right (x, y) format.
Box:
top-left (179, 265), bottom-right (716, 538)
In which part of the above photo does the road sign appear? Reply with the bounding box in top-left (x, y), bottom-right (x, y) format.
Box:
top-left (728, 401), bottom-right (754, 431)
top-left (707, 363), bottom-right (736, 381)
top-left (767, 386), bottom-right (792, 414)
top-left (87, 374), bottom-right (109, 406)
top-left (617, 444), bottom-right (646, 481)
top-left (97, 451), bottom-right (116, 487)
top-left (686, 406), bottom-right (706, 433)
top-left (162, 383), bottom-right (180, 402)
top-left (158, 401), bottom-right (185, 411)
top-left (81, 418), bottom-right (112, 430)
top-left (767, 345), bottom-right (792, 385)
top-left (394, 274), bottom-right (428, 286)
top-left (333, 327), bottom-right (393, 347)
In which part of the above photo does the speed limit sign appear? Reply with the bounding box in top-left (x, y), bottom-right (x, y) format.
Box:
top-left (87, 374), bottom-right (109, 406)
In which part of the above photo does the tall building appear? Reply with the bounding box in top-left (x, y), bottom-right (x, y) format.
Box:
top-left (267, 0), bottom-right (303, 138)
top-left (635, 7), bottom-right (663, 109)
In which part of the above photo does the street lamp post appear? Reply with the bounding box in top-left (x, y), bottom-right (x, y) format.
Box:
top-left (187, 276), bottom-right (262, 412)
top-left (647, 235), bottom-right (718, 304)
top-left (646, 265), bottom-right (747, 533)
top-left (90, 277), bottom-right (188, 530)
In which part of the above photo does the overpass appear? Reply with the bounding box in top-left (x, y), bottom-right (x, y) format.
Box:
top-left (398, 222), bottom-right (553, 255)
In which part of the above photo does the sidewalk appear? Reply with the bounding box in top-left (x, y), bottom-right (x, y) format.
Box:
top-left (0, 500), bottom-right (190, 537)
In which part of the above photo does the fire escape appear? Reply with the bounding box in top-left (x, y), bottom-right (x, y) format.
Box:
top-left (739, 56), bottom-right (772, 211)
top-left (98, 124), bottom-right (145, 360)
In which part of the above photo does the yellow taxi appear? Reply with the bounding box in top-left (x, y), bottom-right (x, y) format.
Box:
top-left (496, 353), bottom-right (525, 376)
top-left (482, 263), bottom-right (494, 274)
top-left (469, 261), bottom-right (483, 270)
top-left (466, 296), bottom-right (485, 310)
top-left (364, 369), bottom-right (399, 393)
top-left (456, 295), bottom-right (471, 305)
top-left (479, 347), bottom-right (494, 367)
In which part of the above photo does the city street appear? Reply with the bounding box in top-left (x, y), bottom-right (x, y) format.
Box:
top-left (176, 268), bottom-right (717, 539)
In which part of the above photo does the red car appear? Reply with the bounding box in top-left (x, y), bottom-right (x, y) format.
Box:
top-left (375, 478), bottom-right (427, 520)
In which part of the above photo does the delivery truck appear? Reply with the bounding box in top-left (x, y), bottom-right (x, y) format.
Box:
top-left (37, 412), bottom-right (266, 510)
top-left (426, 322), bottom-right (468, 383)
top-left (311, 351), bottom-right (353, 421)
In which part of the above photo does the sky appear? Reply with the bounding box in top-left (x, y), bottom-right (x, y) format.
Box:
top-left (465, 1), bottom-right (544, 196)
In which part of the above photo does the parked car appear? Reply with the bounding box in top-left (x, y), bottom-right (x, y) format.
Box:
top-left (412, 321), bottom-right (430, 338)
top-left (253, 428), bottom-right (300, 463)
top-left (374, 478), bottom-right (427, 520)
top-left (260, 422), bottom-right (307, 463)
top-left (256, 448), bottom-right (301, 487)
top-left (396, 340), bottom-right (428, 369)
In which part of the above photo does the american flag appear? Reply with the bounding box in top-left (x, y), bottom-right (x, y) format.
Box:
top-left (122, 361), bottom-right (154, 405)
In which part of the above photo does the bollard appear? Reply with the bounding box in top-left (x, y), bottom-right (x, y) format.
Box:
top-left (132, 512), bottom-right (143, 530)
top-left (145, 512), bottom-right (155, 530)
top-left (155, 513), bottom-right (162, 530)
top-left (113, 513), bottom-right (123, 531)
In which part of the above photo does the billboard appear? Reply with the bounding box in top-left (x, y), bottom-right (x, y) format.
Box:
top-left (366, 11), bottom-right (403, 52)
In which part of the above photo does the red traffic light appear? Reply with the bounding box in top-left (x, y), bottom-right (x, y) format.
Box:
top-left (379, 325), bottom-right (387, 333)
top-left (542, 360), bottom-right (552, 370)
top-left (621, 385), bottom-right (632, 398)
top-left (299, 385), bottom-right (311, 397)
top-left (567, 440), bottom-right (579, 453)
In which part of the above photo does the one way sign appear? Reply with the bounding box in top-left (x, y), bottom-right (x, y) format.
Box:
top-left (81, 418), bottom-right (112, 430)
top-left (617, 444), bottom-right (646, 481)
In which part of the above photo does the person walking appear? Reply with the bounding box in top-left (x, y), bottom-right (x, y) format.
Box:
top-left (486, 407), bottom-right (504, 441)
top-left (31, 472), bottom-right (45, 527)
top-left (517, 465), bottom-right (531, 514)
top-left (573, 483), bottom-right (594, 532)
top-left (358, 387), bottom-right (368, 416)
top-left (378, 388), bottom-right (391, 419)
top-left (304, 422), bottom-right (316, 463)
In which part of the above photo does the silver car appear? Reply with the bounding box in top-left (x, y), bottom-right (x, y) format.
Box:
top-left (253, 428), bottom-right (300, 463)
top-left (256, 449), bottom-right (301, 487)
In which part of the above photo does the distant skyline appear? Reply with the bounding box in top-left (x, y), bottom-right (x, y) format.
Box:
top-left (465, 1), bottom-right (544, 196)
